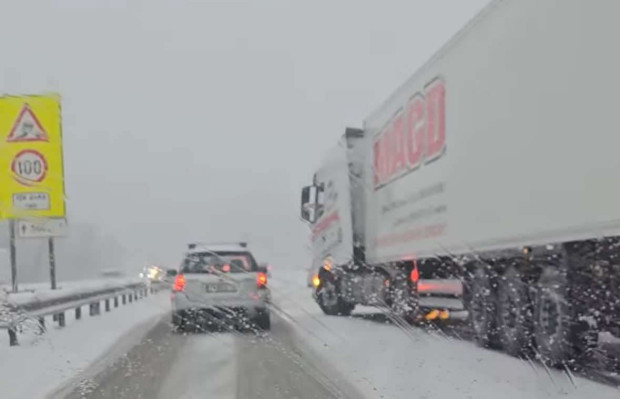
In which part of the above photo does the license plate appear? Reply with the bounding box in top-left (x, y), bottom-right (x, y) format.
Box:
top-left (205, 282), bottom-right (237, 293)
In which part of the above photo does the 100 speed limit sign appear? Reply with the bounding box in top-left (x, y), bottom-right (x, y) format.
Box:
top-left (11, 149), bottom-right (47, 186)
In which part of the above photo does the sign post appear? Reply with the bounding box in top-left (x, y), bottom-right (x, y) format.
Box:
top-left (48, 238), bottom-right (56, 290)
top-left (0, 94), bottom-right (66, 291)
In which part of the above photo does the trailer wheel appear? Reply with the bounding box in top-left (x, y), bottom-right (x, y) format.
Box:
top-left (534, 267), bottom-right (597, 366)
top-left (496, 265), bottom-right (533, 356)
top-left (316, 275), bottom-right (354, 316)
top-left (468, 264), bottom-right (500, 348)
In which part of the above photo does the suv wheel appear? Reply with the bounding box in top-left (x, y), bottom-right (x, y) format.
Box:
top-left (254, 309), bottom-right (271, 331)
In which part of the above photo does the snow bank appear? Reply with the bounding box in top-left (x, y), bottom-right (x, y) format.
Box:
top-left (270, 270), bottom-right (620, 399)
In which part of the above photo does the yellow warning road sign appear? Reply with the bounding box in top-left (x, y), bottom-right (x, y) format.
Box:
top-left (0, 94), bottom-right (65, 219)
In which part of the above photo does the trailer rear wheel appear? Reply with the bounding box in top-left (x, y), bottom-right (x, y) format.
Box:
top-left (496, 265), bottom-right (533, 356)
top-left (534, 266), bottom-right (597, 366)
top-left (468, 265), bottom-right (500, 348)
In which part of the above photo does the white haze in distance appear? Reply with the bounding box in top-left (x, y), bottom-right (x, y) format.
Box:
top-left (0, 0), bottom-right (489, 281)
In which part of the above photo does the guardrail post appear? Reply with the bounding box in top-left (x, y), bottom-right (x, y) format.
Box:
top-left (75, 307), bottom-right (81, 320)
top-left (52, 314), bottom-right (58, 322)
top-left (114, 296), bottom-right (119, 307)
top-left (38, 317), bottom-right (45, 334)
top-left (8, 327), bottom-right (17, 346)
top-left (128, 293), bottom-right (133, 303)
top-left (105, 299), bottom-right (110, 312)
top-left (122, 294), bottom-right (126, 304)
top-left (89, 303), bottom-right (96, 316)
top-left (57, 312), bottom-right (65, 327)
top-left (134, 291), bottom-right (138, 301)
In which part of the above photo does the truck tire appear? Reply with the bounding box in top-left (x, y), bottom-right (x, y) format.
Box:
top-left (390, 269), bottom-right (418, 322)
top-left (534, 266), bottom-right (597, 366)
top-left (496, 265), bottom-right (533, 356)
top-left (468, 264), bottom-right (500, 348)
top-left (316, 277), bottom-right (354, 316)
top-left (254, 309), bottom-right (271, 331)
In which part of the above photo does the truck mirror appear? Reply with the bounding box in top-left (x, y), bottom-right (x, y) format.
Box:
top-left (301, 185), bottom-right (317, 222)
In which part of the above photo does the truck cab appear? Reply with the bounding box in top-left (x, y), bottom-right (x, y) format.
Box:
top-left (301, 129), bottom-right (420, 317)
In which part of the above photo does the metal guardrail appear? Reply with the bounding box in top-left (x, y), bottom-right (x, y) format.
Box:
top-left (0, 281), bottom-right (167, 346)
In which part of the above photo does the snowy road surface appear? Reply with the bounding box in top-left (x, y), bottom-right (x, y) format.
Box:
top-left (2, 271), bottom-right (619, 398)
top-left (52, 271), bottom-right (620, 399)
top-left (61, 313), bottom-right (356, 399)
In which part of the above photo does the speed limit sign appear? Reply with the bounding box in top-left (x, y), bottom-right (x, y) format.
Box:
top-left (11, 149), bottom-right (48, 186)
top-left (0, 94), bottom-right (65, 219)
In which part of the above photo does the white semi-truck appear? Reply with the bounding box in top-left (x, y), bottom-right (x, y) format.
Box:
top-left (300, 0), bottom-right (620, 365)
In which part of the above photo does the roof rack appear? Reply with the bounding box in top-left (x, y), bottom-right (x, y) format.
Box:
top-left (187, 241), bottom-right (247, 250)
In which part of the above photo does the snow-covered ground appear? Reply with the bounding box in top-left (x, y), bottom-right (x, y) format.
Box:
top-left (0, 289), bottom-right (168, 399)
top-left (1, 270), bottom-right (618, 399)
top-left (270, 270), bottom-right (620, 399)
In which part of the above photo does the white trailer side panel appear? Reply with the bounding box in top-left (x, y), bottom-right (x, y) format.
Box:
top-left (364, 0), bottom-right (620, 264)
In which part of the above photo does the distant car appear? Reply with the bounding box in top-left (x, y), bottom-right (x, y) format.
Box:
top-left (170, 242), bottom-right (271, 332)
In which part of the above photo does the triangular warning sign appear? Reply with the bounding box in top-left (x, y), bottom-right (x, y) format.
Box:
top-left (6, 104), bottom-right (49, 142)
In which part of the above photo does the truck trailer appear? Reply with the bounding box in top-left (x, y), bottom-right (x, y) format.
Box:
top-left (300, 0), bottom-right (620, 365)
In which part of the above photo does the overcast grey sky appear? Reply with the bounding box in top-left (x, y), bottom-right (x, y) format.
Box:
top-left (0, 0), bottom-right (489, 273)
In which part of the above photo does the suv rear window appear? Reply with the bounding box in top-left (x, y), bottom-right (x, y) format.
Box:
top-left (181, 251), bottom-right (257, 274)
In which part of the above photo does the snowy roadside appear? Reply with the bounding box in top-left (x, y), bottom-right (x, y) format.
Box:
top-left (0, 290), bottom-right (169, 399)
top-left (270, 270), bottom-right (620, 399)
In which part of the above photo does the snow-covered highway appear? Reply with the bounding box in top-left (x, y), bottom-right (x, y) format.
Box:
top-left (2, 271), bottom-right (614, 399)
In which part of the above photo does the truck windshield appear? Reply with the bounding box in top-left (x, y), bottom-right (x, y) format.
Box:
top-left (181, 251), bottom-right (256, 273)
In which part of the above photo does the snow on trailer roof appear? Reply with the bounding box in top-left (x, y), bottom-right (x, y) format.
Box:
top-left (186, 242), bottom-right (250, 254)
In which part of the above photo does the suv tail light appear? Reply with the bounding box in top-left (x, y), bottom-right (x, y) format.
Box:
top-left (173, 274), bottom-right (186, 292)
top-left (257, 272), bottom-right (267, 288)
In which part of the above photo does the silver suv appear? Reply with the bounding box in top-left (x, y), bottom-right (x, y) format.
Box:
top-left (170, 242), bottom-right (271, 331)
